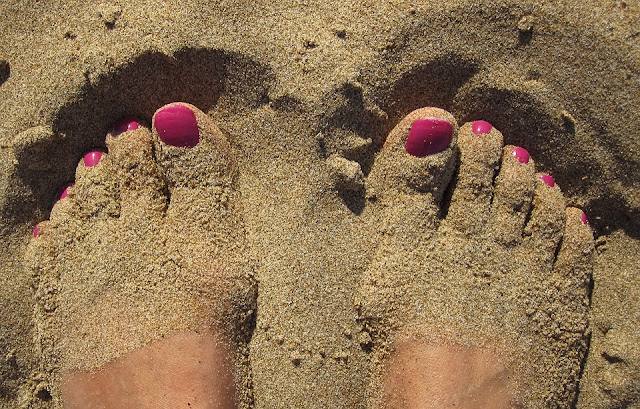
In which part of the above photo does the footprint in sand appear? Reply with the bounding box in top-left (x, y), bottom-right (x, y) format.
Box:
top-left (26, 103), bottom-right (256, 408)
top-left (357, 108), bottom-right (594, 408)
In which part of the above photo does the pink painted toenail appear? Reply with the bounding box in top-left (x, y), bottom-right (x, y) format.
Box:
top-left (114, 117), bottom-right (140, 134)
top-left (581, 212), bottom-right (589, 225)
top-left (405, 118), bottom-right (453, 157)
top-left (512, 147), bottom-right (530, 164)
top-left (154, 105), bottom-right (200, 148)
top-left (58, 184), bottom-right (72, 200)
top-left (83, 151), bottom-right (103, 167)
top-left (472, 120), bottom-right (493, 135)
top-left (33, 226), bottom-right (39, 238)
top-left (539, 174), bottom-right (555, 187)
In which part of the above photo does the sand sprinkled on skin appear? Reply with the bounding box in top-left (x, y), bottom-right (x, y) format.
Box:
top-left (0, 1), bottom-right (638, 408)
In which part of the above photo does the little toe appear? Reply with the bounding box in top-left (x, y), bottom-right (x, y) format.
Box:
top-left (551, 207), bottom-right (594, 307)
top-left (537, 207), bottom-right (594, 385)
top-left (28, 220), bottom-right (55, 268)
top-left (523, 173), bottom-right (566, 267)
top-left (105, 117), bottom-right (167, 224)
top-left (442, 120), bottom-right (503, 235)
top-left (48, 184), bottom-right (79, 229)
top-left (27, 219), bottom-right (65, 365)
top-left (487, 146), bottom-right (536, 245)
top-left (152, 102), bottom-right (239, 228)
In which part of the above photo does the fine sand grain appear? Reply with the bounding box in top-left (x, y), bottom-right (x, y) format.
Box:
top-left (0, 1), bottom-right (638, 408)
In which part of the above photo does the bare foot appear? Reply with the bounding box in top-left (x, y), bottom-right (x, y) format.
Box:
top-left (27, 103), bottom-right (256, 408)
top-left (357, 108), bottom-right (594, 408)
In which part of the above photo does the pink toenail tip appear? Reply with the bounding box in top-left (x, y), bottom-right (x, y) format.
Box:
top-left (83, 151), bottom-right (103, 167)
top-left (154, 105), bottom-right (200, 148)
top-left (539, 174), bottom-right (555, 187)
top-left (512, 147), bottom-right (530, 164)
top-left (33, 226), bottom-right (39, 238)
top-left (58, 185), bottom-right (72, 200)
top-left (114, 117), bottom-right (140, 134)
top-left (405, 118), bottom-right (453, 157)
top-left (581, 212), bottom-right (589, 225)
top-left (472, 120), bottom-right (493, 135)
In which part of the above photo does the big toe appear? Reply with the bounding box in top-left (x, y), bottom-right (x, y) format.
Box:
top-left (153, 102), bottom-right (237, 189)
top-left (367, 107), bottom-right (458, 231)
top-left (151, 103), bottom-right (240, 228)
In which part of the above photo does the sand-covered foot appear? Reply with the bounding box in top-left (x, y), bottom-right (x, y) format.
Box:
top-left (26, 103), bottom-right (256, 408)
top-left (357, 109), bottom-right (594, 408)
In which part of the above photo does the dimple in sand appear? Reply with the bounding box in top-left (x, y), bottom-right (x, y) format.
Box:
top-left (27, 103), bottom-right (593, 408)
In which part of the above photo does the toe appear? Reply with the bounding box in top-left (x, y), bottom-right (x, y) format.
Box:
top-left (487, 146), bottom-right (536, 245)
top-left (72, 148), bottom-right (119, 220)
top-left (550, 207), bottom-right (594, 308)
top-left (442, 120), bottom-right (503, 235)
top-left (152, 102), bottom-right (236, 190)
top-left (48, 184), bottom-right (80, 231)
top-left (28, 220), bottom-right (55, 265)
top-left (367, 107), bottom-right (458, 232)
top-left (523, 173), bottom-right (566, 268)
top-left (27, 220), bottom-right (61, 341)
top-left (151, 103), bottom-right (239, 228)
top-left (539, 207), bottom-right (593, 378)
top-left (105, 118), bottom-right (167, 224)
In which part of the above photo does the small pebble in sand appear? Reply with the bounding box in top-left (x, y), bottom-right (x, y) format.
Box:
top-left (518, 15), bottom-right (535, 33)
top-left (334, 28), bottom-right (347, 39)
top-left (560, 110), bottom-right (576, 132)
top-left (290, 354), bottom-right (302, 366)
top-left (326, 154), bottom-right (364, 190)
top-left (97, 3), bottom-right (122, 29)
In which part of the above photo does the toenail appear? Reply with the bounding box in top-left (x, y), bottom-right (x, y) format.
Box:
top-left (83, 151), bottom-right (103, 167)
top-left (114, 117), bottom-right (140, 135)
top-left (472, 120), bottom-right (493, 135)
top-left (539, 174), bottom-right (555, 187)
top-left (154, 105), bottom-right (200, 148)
top-left (58, 184), bottom-right (72, 200)
top-left (512, 147), bottom-right (530, 164)
top-left (581, 212), bottom-right (589, 225)
top-left (405, 118), bottom-right (453, 157)
top-left (33, 226), bottom-right (39, 238)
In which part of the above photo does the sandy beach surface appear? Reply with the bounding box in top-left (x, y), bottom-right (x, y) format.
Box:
top-left (0, 0), bottom-right (638, 408)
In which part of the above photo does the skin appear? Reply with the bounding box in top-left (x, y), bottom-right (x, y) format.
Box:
top-left (383, 340), bottom-right (518, 409)
top-left (61, 331), bottom-right (237, 409)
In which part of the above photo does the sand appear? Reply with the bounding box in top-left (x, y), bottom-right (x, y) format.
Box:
top-left (0, 0), bottom-right (638, 408)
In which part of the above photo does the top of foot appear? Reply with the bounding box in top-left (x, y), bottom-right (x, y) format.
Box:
top-left (27, 103), bottom-right (256, 408)
top-left (357, 107), bottom-right (594, 408)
